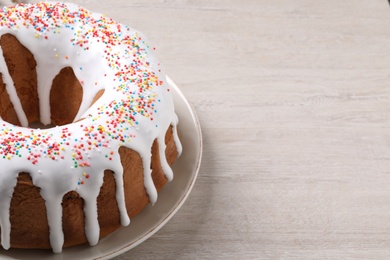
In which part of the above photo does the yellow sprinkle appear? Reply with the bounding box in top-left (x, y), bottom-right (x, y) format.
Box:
top-left (35, 33), bottom-right (39, 38)
top-left (55, 54), bottom-right (59, 58)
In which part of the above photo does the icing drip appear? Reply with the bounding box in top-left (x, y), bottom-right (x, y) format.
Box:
top-left (113, 167), bottom-right (131, 227)
top-left (141, 151), bottom-right (158, 205)
top-left (0, 171), bottom-right (18, 250)
top-left (158, 136), bottom-right (173, 182)
top-left (0, 1), bottom-right (181, 252)
top-left (0, 46), bottom-right (28, 126)
top-left (43, 196), bottom-right (64, 254)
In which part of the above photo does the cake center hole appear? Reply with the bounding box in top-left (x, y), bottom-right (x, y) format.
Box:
top-left (28, 121), bottom-right (57, 129)
top-left (0, 34), bottom-right (105, 128)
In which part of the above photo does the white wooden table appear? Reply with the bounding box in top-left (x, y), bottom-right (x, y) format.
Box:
top-left (20, 0), bottom-right (390, 259)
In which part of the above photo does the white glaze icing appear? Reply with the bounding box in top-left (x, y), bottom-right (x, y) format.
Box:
top-left (0, 2), bottom-right (182, 253)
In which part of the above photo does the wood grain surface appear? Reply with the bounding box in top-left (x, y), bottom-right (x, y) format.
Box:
top-left (23, 0), bottom-right (390, 259)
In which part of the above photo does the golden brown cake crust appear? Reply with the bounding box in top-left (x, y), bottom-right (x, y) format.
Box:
top-left (50, 67), bottom-right (83, 126)
top-left (0, 74), bottom-right (19, 126)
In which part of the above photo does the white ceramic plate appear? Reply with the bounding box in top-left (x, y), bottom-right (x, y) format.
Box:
top-left (0, 77), bottom-right (202, 260)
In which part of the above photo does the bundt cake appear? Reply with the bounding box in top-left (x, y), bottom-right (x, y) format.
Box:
top-left (0, 1), bottom-right (182, 253)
